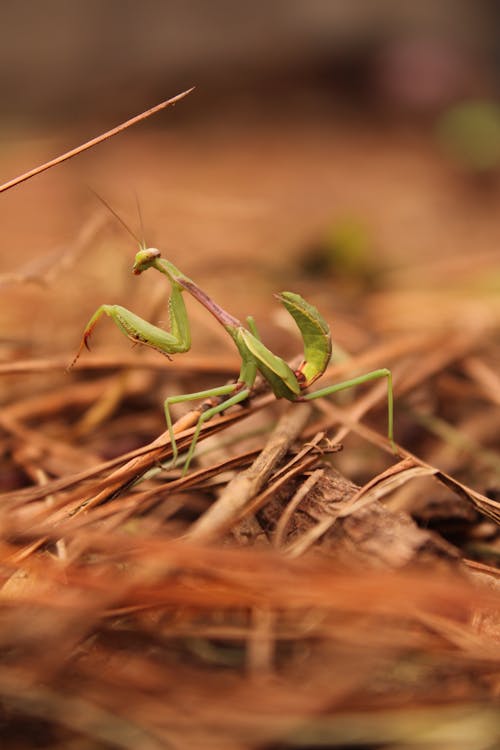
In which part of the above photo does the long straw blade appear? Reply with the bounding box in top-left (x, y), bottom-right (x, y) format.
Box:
top-left (0, 87), bottom-right (195, 194)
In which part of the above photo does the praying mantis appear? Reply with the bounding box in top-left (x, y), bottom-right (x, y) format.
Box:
top-left (0, 87), bottom-right (394, 474)
top-left (70, 240), bottom-right (395, 475)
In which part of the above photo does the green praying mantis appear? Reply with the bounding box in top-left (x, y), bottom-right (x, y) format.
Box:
top-left (70, 241), bottom-right (394, 474)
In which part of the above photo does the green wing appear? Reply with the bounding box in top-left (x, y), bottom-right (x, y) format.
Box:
top-left (276, 292), bottom-right (331, 386)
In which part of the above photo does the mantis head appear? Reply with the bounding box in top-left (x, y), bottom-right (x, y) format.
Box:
top-left (133, 247), bottom-right (161, 275)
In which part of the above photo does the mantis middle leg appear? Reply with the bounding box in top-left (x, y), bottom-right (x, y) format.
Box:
top-left (164, 383), bottom-right (251, 473)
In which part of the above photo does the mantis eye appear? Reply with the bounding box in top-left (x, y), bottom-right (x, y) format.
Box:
top-left (133, 247), bottom-right (161, 274)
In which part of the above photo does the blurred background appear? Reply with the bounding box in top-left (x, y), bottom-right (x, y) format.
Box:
top-left (1, 0), bottom-right (500, 368)
top-left (0, 0), bottom-right (499, 122)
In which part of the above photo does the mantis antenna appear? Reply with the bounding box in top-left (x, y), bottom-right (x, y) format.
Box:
top-left (134, 191), bottom-right (147, 250)
top-left (90, 189), bottom-right (143, 247)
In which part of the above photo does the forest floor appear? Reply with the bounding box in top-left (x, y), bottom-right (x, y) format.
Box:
top-left (1, 106), bottom-right (499, 749)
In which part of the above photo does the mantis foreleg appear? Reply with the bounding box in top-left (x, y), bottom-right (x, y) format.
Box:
top-left (70, 280), bottom-right (190, 367)
top-left (301, 368), bottom-right (394, 448)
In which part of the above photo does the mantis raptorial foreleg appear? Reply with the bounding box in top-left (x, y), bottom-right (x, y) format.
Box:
top-left (70, 273), bottom-right (190, 368)
top-left (72, 244), bottom-right (396, 475)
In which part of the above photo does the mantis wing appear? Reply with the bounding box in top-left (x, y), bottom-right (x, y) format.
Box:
top-left (276, 292), bottom-right (332, 387)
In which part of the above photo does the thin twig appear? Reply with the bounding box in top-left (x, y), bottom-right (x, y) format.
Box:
top-left (0, 88), bottom-right (194, 194)
top-left (0, 353), bottom-right (239, 376)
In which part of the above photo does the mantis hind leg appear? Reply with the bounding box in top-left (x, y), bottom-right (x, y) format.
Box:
top-left (164, 383), bottom-right (251, 474)
top-left (301, 368), bottom-right (395, 450)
